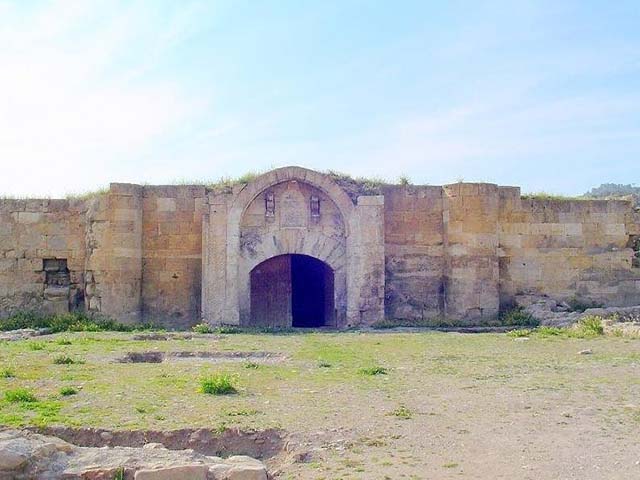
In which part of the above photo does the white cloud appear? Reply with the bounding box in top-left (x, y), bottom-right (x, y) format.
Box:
top-left (0, 1), bottom-right (636, 197)
top-left (0, 1), bottom-right (205, 197)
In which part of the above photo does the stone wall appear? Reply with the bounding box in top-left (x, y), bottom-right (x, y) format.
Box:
top-left (86, 184), bottom-right (144, 324)
top-left (498, 188), bottom-right (640, 308)
top-left (383, 183), bottom-right (502, 322)
top-left (383, 183), bottom-right (640, 322)
top-left (383, 185), bottom-right (445, 321)
top-left (1, 168), bottom-right (640, 327)
top-left (0, 198), bottom-right (88, 317)
top-left (0, 183), bottom-right (205, 327)
top-left (141, 185), bottom-right (206, 328)
top-left (443, 183), bottom-right (500, 320)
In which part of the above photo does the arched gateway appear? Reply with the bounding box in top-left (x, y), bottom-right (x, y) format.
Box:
top-left (250, 254), bottom-right (335, 328)
top-left (201, 166), bottom-right (385, 328)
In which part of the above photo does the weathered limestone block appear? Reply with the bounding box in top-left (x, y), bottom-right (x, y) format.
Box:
top-left (43, 286), bottom-right (70, 315)
top-left (134, 465), bottom-right (208, 480)
top-left (156, 197), bottom-right (177, 212)
top-left (14, 212), bottom-right (42, 224)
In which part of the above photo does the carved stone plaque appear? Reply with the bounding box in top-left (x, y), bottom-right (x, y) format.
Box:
top-left (280, 182), bottom-right (307, 228)
top-left (310, 195), bottom-right (320, 218)
top-left (265, 191), bottom-right (275, 218)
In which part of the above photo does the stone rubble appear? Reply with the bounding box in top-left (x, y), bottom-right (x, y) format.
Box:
top-left (0, 328), bottom-right (50, 342)
top-left (0, 429), bottom-right (269, 480)
top-left (515, 294), bottom-right (640, 332)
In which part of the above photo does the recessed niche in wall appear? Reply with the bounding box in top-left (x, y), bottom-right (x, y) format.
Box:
top-left (43, 258), bottom-right (70, 287)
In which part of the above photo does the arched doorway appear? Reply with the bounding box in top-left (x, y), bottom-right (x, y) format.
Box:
top-left (202, 166), bottom-right (385, 328)
top-left (249, 254), bottom-right (335, 328)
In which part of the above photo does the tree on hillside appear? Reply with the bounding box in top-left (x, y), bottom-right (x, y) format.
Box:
top-left (584, 183), bottom-right (639, 208)
top-left (585, 183), bottom-right (639, 197)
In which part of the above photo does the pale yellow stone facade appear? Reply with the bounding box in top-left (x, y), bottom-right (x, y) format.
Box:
top-left (1, 167), bottom-right (639, 327)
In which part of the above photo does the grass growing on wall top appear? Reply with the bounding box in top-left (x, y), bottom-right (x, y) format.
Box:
top-left (0, 187), bottom-right (108, 201)
top-left (168, 169), bottom-right (416, 200)
top-left (169, 170), bottom-right (267, 192)
top-left (64, 187), bottom-right (109, 200)
top-left (521, 192), bottom-right (589, 201)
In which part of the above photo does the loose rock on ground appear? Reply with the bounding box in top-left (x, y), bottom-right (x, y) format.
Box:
top-left (0, 429), bottom-right (269, 480)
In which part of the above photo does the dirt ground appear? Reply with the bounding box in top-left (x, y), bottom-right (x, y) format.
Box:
top-left (1, 330), bottom-right (639, 479)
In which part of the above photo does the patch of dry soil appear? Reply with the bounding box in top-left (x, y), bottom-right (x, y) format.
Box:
top-left (30, 426), bottom-right (285, 459)
top-left (116, 351), bottom-right (286, 364)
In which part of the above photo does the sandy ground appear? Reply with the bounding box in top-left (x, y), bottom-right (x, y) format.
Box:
top-left (1, 330), bottom-right (639, 479)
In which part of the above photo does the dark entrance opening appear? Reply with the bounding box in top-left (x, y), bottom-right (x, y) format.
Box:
top-left (249, 254), bottom-right (334, 328)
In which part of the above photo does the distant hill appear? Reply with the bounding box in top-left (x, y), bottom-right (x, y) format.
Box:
top-left (584, 183), bottom-right (639, 207)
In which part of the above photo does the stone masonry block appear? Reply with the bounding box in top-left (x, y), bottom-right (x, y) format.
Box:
top-left (604, 223), bottom-right (626, 236)
top-left (157, 198), bottom-right (177, 212)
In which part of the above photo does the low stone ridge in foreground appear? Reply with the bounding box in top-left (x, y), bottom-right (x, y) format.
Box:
top-left (0, 429), bottom-right (269, 480)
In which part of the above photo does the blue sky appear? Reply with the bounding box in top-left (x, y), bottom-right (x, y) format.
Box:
top-left (0, 0), bottom-right (638, 197)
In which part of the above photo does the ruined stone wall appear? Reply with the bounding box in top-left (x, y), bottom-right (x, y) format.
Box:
top-left (383, 183), bottom-right (640, 323)
top-left (141, 185), bottom-right (206, 328)
top-left (85, 184), bottom-right (143, 324)
top-left (498, 188), bottom-right (640, 308)
top-left (2, 168), bottom-right (640, 327)
top-left (443, 183), bottom-right (500, 320)
top-left (0, 198), bottom-right (88, 316)
top-left (5, 182), bottom-right (209, 327)
top-left (382, 185), bottom-right (445, 321)
top-left (383, 183), bottom-right (501, 322)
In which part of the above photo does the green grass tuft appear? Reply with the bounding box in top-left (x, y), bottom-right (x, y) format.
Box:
top-left (510, 318), bottom-right (605, 339)
top-left (59, 386), bottom-right (78, 396)
top-left (5, 388), bottom-right (37, 403)
top-left (371, 316), bottom-right (510, 329)
top-left (390, 405), bottom-right (413, 419)
top-left (0, 311), bottom-right (157, 334)
top-left (192, 323), bottom-right (214, 334)
top-left (53, 355), bottom-right (83, 365)
top-left (64, 187), bottom-right (109, 201)
top-left (244, 362), bottom-right (260, 369)
top-left (535, 326), bottom-right (565, 337)
top-left (522, 192), bottom-right (587, 201)
top-left (572, 316), bottom-right (604, 337)
top-left (215, 325), bottom-right (243, 334)
top-left (224, 408), bottom-right (259, 417)
top-left (0, 368), bottom-right (16, 378)
top-left (398, 175), bottom-right (412, 186)
top-left (211, 325), bottom-right (299, 335)
top-left (359, 366), bottom-right (388, 376)
top-left (500, 308), bottom-right (539, 327)
top-left (113, 467), bottom-right (125, 480)
top-left (200, 374), bottom-right (237, 395)
top-left (506, 329), bottom-right (532, 338)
